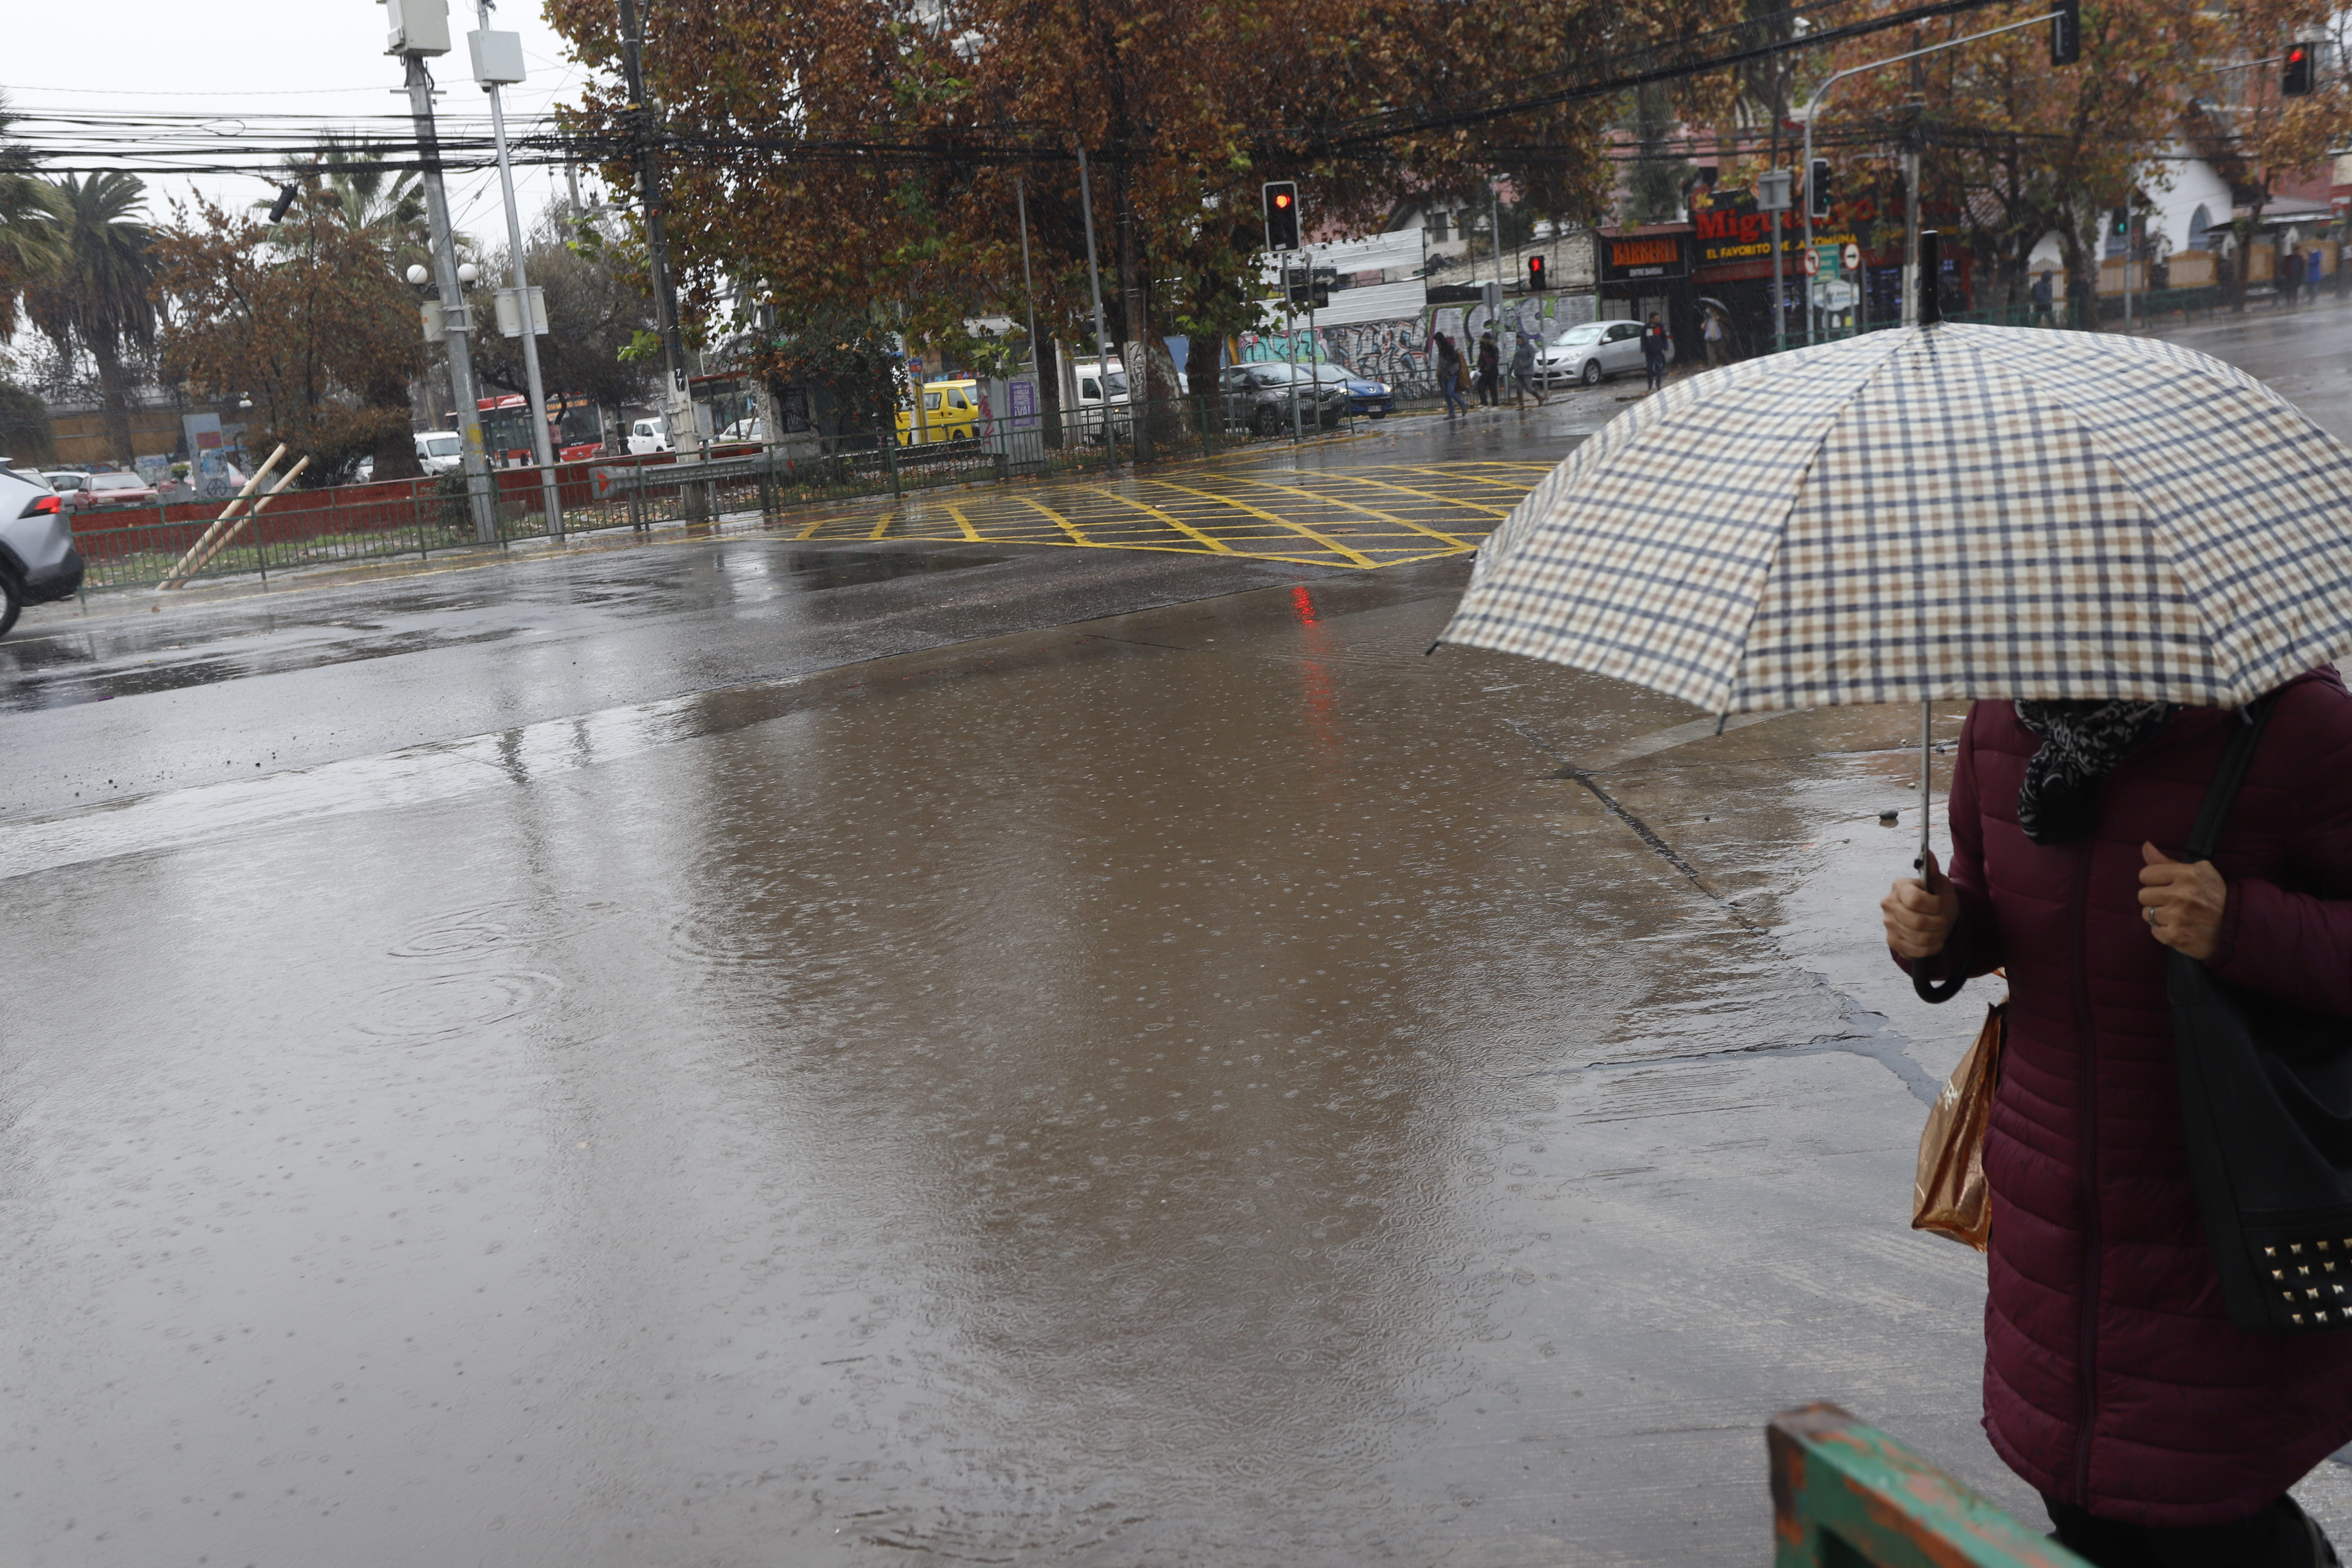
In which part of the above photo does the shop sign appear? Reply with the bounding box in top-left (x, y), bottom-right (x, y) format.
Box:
top-left (1601, 233), bottom-right (1688, 282)
top-left (1693, 206), bottom-right (1799, 265)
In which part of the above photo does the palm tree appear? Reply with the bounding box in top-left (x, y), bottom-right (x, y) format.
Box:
top-left (0, 91), bottom-right (65, 341)
top-left (26, 172), bottom-right (157, 464)
top-left (266, 135), bottom-right (430, 273)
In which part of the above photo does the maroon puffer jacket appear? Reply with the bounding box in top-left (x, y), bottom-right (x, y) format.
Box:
top-left (1916, 670), bottom-right (2352, 1525)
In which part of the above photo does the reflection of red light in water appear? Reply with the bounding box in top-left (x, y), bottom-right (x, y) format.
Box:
top-left (1290, 585), bottom-right (1342, 800)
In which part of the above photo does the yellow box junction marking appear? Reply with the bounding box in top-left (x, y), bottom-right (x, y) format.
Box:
top-left (786, 461), bottom-right (1546, 569)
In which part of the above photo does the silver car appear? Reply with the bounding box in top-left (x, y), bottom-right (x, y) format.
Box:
top-left (1537, 320), bottom-right (1673, 387)
top-left (1, 465), bottom-right (87, 636)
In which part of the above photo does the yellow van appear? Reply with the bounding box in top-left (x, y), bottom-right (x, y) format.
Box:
top-left (895, 378), bottom-right (984, 445)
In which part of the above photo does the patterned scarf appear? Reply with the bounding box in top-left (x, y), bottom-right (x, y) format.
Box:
top-left (2013, 699), bottom-right (2177, 845)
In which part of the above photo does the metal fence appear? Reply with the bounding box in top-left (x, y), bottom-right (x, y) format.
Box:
top-left (68, 392), bottom-right (1380, 594)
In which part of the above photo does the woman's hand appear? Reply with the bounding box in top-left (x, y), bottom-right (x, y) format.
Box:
top-left (1884, 850), bottom-right (1962, 960)
top-left (2140, 842), bottom-right (2228, 962)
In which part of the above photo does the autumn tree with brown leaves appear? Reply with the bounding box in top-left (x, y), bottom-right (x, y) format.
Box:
top-left (155, 189), bottom-right (427, 482)
top-left (545, 0), bottom-right (1663, 452)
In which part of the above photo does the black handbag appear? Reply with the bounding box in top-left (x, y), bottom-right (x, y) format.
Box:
top-left (2170, 697), bottom-right (2352, 1334)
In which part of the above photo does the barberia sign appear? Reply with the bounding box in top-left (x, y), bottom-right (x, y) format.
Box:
top-left (1602, 234), bottom-right (1687, 282)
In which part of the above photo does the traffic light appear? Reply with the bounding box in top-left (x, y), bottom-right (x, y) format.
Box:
top-left (1808, 159), bottom-right (1832, 220)
top-left (2111, 207), bottom-right (2130, 239)
top-left (1262, 181), bottom-right (1300, 252)
top-left (2285, 43), bottom-right (2315, 96)
top-left (266, 182), bottom-right (299, 224)
top-left (2050, 0), bottom-right (2080, 66)
top-left (1527, 254), bottom-right (1548, 291)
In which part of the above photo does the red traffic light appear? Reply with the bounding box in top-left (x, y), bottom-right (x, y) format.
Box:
top-left (2286, 43), bottom-right (2315, 94)
top-left (1273, 191), bottom-right (1293, 209)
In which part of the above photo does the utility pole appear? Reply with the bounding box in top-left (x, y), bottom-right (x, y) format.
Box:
top-left (1075, 146), bottom-right (1118, 470)
top-left (1800, 8), bottom-right (2064, 344)
top-left (616, 0), bottom-right (697, 458)
top-left (1015, 175), bottom-right (1041, 396)
top-left (386, 1), bottom-right (496, 544)
top-left (1490, 176), bottom-right (1507, 329)
top-left (472, 3), bottom-right (561, 540)
top-left (1902, 144), bottom-right (1922, 326)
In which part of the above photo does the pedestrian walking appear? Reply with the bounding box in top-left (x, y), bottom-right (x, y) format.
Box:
top-left (1884, 686), bottom-right (2352, 1568)
top-left (1510, 331), bottom-right (1544, 409)
top-left (1639, 314), bottom-right (1669, 391)
top-left (1435, 334), bottom-right (1465, 418)
top-left (1475, 331), bottom-right (1500, 407)
top-left (1702, 308), bottom-right (1727, 368)
top-left (2030, 270), bottom-right (2055, 328)
top-left (2310, 248), bottom-right (2326, 305)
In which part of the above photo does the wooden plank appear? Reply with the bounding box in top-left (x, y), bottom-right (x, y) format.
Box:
top-left (1769, 1404), bottom-right (2088, 1568)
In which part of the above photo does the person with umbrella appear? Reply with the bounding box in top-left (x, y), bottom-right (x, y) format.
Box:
top-left (1441, 234), bottom-right (2352, 1567)
top-left (1475, 330), bottom-right (1501, 408)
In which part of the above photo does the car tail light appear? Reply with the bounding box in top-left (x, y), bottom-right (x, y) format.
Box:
top-left (30, 494), bottom-right (61, 515)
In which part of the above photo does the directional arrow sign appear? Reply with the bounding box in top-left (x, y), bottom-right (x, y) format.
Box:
top-left (1842, 242), bottom-right (1862, 272)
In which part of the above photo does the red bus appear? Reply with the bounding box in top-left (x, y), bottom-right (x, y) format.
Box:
top-left (471, 392), bottom-right (606, 463)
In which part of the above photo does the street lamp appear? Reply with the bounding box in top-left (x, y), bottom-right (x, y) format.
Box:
top-left (1797, 8), bottom-right (2067, 345)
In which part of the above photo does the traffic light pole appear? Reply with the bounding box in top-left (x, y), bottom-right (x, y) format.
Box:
top-left (1797, 8), bottom-right (2062, 344)
top-left (1075, 147), bottom-right (1116, 471)
top-left (479, 0), bottom-right (562, 541)
top-left (404, 55), bottom-right (497, 544)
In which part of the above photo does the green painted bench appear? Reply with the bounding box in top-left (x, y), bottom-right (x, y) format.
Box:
top-left (1770, 1404), bottom-right (2090, 1568)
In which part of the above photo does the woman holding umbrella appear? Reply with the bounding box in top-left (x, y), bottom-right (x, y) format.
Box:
top-left (1885, 687), bottom-right (2352, 1567)
top-left (1439, 234), bottom-right (2352, 1566)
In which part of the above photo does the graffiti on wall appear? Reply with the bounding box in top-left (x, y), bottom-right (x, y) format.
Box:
top-left (1233, 294), bottom-right (1603, 400)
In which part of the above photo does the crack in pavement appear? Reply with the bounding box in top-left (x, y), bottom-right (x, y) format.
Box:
top-left (1504, 716), bottom-right (1939, 1106)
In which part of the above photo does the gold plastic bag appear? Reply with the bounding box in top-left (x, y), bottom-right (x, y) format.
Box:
top-left (1913, 1003), bottom-right (2006, 1251)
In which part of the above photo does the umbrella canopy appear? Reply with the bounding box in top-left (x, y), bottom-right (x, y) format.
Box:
top-left (1441, 323), bottom-right (2352, 714)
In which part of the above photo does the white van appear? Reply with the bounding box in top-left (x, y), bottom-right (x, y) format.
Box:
top-left (626, 416), bottom-right (672, 455)
top-left (414, 432), bottom-right (464, 474)
top-left (1069, 356), bottom-right (1132, 441)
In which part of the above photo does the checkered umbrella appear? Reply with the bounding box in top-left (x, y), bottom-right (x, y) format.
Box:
top-left (1441, 322), bottom-right (2352, 715)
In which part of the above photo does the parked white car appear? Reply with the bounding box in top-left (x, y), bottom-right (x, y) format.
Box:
top-left (1536, 320), bottom-right (1673, 387)
top-left (626, 417), bottom-right (672, 455)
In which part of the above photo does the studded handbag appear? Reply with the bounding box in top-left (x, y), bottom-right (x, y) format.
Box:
top-left (2170, 697), bottom-right (2352, 1334)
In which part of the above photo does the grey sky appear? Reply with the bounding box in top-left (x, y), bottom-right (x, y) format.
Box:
top-left (4, 2), bottom-right (595, 260)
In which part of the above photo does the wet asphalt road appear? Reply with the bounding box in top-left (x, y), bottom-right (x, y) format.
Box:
top-left (11, 308), bottom-right (2352, 1566)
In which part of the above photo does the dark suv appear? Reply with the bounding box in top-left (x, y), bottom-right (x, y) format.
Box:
top-left (0, 464), bottom-right (87, 636)
top-left (1220, 363), bottom-right (1347, 436)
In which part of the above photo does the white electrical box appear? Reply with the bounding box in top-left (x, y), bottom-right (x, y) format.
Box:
top-left (383, 0), bottom-right (452, 57)
top-left (493, 286), bottom-right (548, 338)
top-left (468, 29), bottom-right (526, 86)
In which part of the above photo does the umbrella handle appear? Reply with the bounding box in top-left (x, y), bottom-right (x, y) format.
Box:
top-left (1913, 698), bottom-right (1966, 1003)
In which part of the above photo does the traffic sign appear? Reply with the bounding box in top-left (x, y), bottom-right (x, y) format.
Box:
top-left (1811, 278), bottom-right (1857, 311)
top-left (1842, 242), bottom-right (1862, 272)
top-left (1801, 249), bottom-right (1820, 277)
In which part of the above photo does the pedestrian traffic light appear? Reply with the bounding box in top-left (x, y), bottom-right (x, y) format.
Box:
top-left (1262, 181), bottom-right (1300, 252)
top-left (1808, 159), bottom-right (1832, 220)
top-left (2050, 0), bottom-right (2080, 66)
top-left (1527, 254), bottom-right (1547, 291)
top-left (2110, 207), bottom-right (2130, 239)
top-left (2285, 43), bottom-right (2315, 96)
